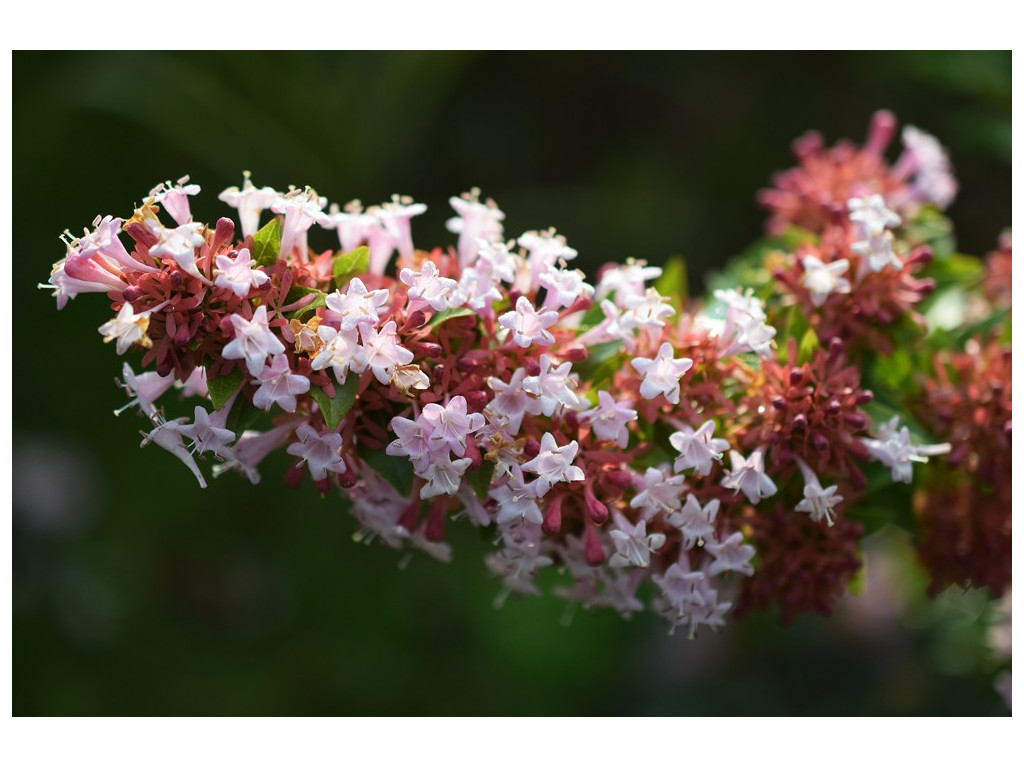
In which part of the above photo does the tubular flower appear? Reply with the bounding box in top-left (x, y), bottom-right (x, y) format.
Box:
top-left (46, 111), bottom-right (1009, 640)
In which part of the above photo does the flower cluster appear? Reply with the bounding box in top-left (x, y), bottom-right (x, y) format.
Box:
top-left (45, 112), bottom-right (1010, 641)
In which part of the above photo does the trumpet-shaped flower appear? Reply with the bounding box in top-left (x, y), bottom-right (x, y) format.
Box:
top-left (223, 305), bottom-right (286, 376)
top-left (801, 255), bottom-right (851, 307)
top-left (848, 194), bottom-right (901, 237)
top-left (447, 189), bottom-right (505, 267)
top-left (486, 368), bottom-right (541, 435)
top-left (580, 390), bottom-right (637, 448)
top-left (630, 467), bottom-right (687, 520)
top-left (310, 325), bottom-right (366, 385)
top-left (520, 432), bottom-right (584, 497)
top-left (98, 302), bottom-right (154, 355)
top-left (178, 405), bottom-right (236, 459)
top-left (150, 221), bottom-right (207, 280)
top-left (421, 395), bottom-right (485, 458)
top-left (252, 354), bottom-right (310, 413)
top-left (418, 454), bottom-right (473, 499)
top-left (325, 278), bottom-right (390, 331)
top-left (522, 355), bottom-right (583, 416)
top-left (721, 448), bottom-right (777, 504)
top-left (794, 459), bottom-right (844, 526)
top-left (359, 320), bottom-right (414, 385)
top-left (214, 247), bottom-right (270, 298)
top-left (287, 424), bottom-right (346, 480)
top-left (667, 495), bottom-right (720, 549)
top-left (499, 295), bottom-right (559, 348)
top-left (669, 419), bottom-right (729, 476)
top-left (630, 342), bottom-right (693, 404)
top-left (218, 172), bottom-right (279, 237)
top-left (861, 416), bottom-right (950, 484)
top-left (608, 513), bottom-right (666, 569)
top-left (400, 259), bottom-right (458, 312)
top-left (705, 531), bottom-right (756, 577)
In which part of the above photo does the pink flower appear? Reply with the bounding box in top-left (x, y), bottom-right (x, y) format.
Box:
top-left (222, 305), bottom-right (286, 376)
top-left (721, 448), bottom-right (777, 504)
top-left (218, 172), bottom-right (279, 237)
top-left (400, 259), bottom-right (458, 312)
top-left (498, 295), bottom-right (559, 348)
top-left (325, 278), bottom-right (390, 332)
top-left (669, 419), bottom-right (729, 476)
top-left (287, 424), bottom-right (346, 480)
top-left (630, 342), bottom-right (693, 404)
top-left (359, 320), bottom-right (414, 385)
top-left (520, 432), bottom-right (584, 497)
top-left (252, 354), bottom-right (310, 413)
top-left (214, 247), bottom-right (270, 298)
top-left (580, 390), bottom-right (637, 448)
top-left (420, 395), bottom-right (485, 458)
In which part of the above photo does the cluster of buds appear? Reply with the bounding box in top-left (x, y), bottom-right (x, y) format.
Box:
top-left (44, 111), bottom-right (1009, 639)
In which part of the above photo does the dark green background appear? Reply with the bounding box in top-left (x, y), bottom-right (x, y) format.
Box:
top-left (13, 51), bottom-right (1011, 715)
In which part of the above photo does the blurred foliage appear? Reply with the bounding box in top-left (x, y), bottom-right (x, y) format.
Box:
top-left (13, 51), bottom-right (1010, 715)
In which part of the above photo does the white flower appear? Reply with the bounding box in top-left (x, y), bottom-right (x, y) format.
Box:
top-left (214, 247), bottom-right (270, 298)
top-left (595, 258), bottom-right (662, 306)
top-left (359, 320), bottom-right (414, 385)
top-left (667, 495), bottom-right (720, 549)
top-left (721, 448), bottom-right (777, 504)
top-left (498, 295), bottom-right (560, 348)
top-left (222, 305), bottom-right (286, 376)
top-left (486, 368), bottom-right (542, 435)
top-left (310, 325), bottom-right (366, 385)
top-left (286, 424), bottom-right (346, 480)
top-left (141, 416), bottom-right (208, 488)
top-left (520, 432), bottom-right (584, 497)
top-left (705, 531), bottom-right (756, 577)
top-left (447, 189), bottom-right (505, 267)
top-left (150, 221), bottom-right (207, 280)
top-left (218, 172), bottom-right (279, 238)
top-left (177, 405), bottom-right (236, 459)
top-left (861, 416), bottom-right (950, 484)
top-left (580, 390), bottom-right (637, 448)
top-left (801, 255), bottom-right (851, 307)
top-left (272, 186), bottom-right (330, 261)
top-left (252, 354), bottom-right (310, 413)
top-left (630, 342), bottom-right (693, 404)
top-left (325, 278), bottom-right (390, 332)
top-left (491, 468), bottom-right (543, 526)
top-left (377, 194), bottom-right (427, 261)
top-left (608, 513), bottom-right (666, 569)
top-left (320, 200), bottom-right (382, 253)
top-left (623, 288), bottom-right (675, 343)
top-left (538, 264), bottom-right (593, 309)
top-left (418, 453), bottom-right (473, 499)
top-left (629, 467), bottom-right (687, 520)
top-left (848, 194), bottom-right (901, 237)
top-left (420, 395), bottom-right (486, 458)
top-left (522, 355), bottom-right (583, 416)
top-left (115, 363), bottom-right (174, 416)
top-left (711, 288), bottom-right (777, 359)
top-left (98, 302), bottom-right (153, 355)
top-left (669, 419), bottom-right (730, 476)
top-left (400, 259), bottom-right (458, 312)
top-left (851, 230), bottom-right (902, 273)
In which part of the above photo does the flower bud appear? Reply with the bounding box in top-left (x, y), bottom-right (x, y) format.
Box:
top-left (584, 521), bottom-right (606, 566)
top-left (542, 496), bottom-right (563, 535)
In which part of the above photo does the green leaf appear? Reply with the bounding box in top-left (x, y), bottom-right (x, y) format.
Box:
top-left (250, 217), bottom-right (282, 267)
top-left (208, 367), bottom-right (244, 411)
top-left (225, 393), bottom-right (264, 435)
top-left (310, 378), bottom-right (359, 432)
top-left (655, 256), bottom-right (688, 306)
top-left (465, 461), bottom-right (496, 500)
top-left (357, 443), bottom-right (414, 497)
top-left (797, 327), bottom-right (820, 364)
top-left (428, 306), bottom-right (475, 327)
top-left (332, 246), bottom-right (370, 289)
top-left (283, 286), bottom-right (328, 319)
